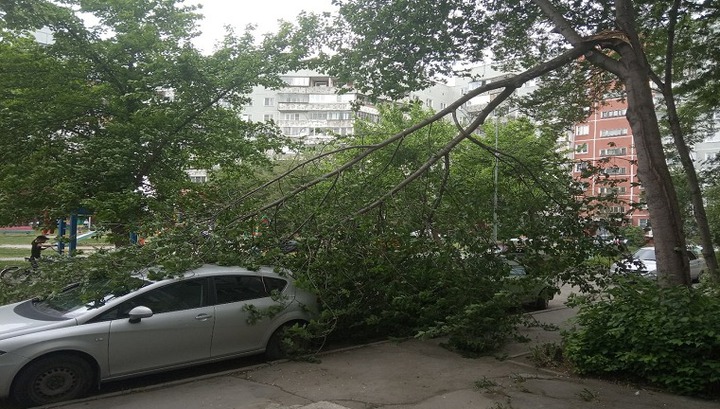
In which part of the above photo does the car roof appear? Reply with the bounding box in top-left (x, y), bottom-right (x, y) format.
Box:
top-left (131, 264), bottom-right (293, 284)
top-left (184, 264), bottom-right (292, 279)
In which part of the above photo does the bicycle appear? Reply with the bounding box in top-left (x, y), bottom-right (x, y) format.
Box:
top-left (1, 246), bottom-right (59, 286)
top-left (0, 263), bottom-right (33, 286)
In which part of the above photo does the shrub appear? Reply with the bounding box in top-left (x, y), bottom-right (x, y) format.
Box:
top-left (563, 279), bottom-right (720, 396)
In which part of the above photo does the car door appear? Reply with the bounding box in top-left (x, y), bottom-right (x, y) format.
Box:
top-left (687, 250), bottom-right (703, 281)
top-left (210, 275), bottom-right (288, 357)
top-left (103, 278), bottom-right (214, 376)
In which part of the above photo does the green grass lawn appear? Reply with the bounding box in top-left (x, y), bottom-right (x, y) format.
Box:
top-left (0, 234), bottom-right (32, 267)
top-left (0, 232), bottom-right (111, 245)
top-left (1, 233), bottom-right (112, 267)
top-left (0, 247), bottom-right (29, 258)
top-left (0, 233), bottom-right (38, 246)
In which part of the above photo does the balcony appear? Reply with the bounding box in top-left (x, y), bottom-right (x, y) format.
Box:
top-left (279, 86), bottom-right (340, 95)
top-left (277, 119), bottom-right (355, 128)
top-left (277, 102), bottom-right (353, 112)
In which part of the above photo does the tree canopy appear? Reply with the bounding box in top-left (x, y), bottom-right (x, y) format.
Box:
top-left (0, 0), bottom-right (308, 243)
top-left (298, 0), bottom-right (720, 285)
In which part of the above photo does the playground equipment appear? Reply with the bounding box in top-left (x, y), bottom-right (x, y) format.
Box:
top-left (55, 210), bottom-right (95, 255)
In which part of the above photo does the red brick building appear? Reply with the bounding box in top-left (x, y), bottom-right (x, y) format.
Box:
top-left (571, 98), bottom-right (650, 229)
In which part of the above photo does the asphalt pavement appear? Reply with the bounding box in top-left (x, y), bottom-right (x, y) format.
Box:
top-left (34, 285), bottom-right (718, 409)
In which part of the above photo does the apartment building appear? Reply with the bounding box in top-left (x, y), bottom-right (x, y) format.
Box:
top-left (693, 111), bottom-right (720, 171)
top-left (242, 70), bottom-right (363, 146)
top-left (242, 69), bottom-right (461, 146)
top-left (570, 98), bottom-right (650, 228)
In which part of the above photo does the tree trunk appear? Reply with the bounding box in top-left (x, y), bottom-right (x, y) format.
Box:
top-left (621, 50), bottom-right (691, 287)
top-left (663, 95), bottom-right (720, 282)
top-left (655, 0), bottom-right (720, 282)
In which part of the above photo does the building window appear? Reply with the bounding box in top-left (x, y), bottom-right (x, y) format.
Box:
top-left (575, 161), bottom-right (588, 172)
top-left (607, 205), bottom-right (625, 213)
top-left (241, 114), bottom-right (251, 121)
top-left (575, 143), bottom-right (588, 154)
top-left (309, 112), bottom-right (328, 120)
top-left (638, 218), bottom-right (650, 228)
top-left (327, 111), bottom-right (352, 120)
top-left (575, 125), bottom-right (589, 135)
top-left (309, 94), bottom-right (355, 103)
top-left (440, 102), bottom-right (447, 110)
top-left (600, 147), bottom-right (627, 156)
top-left (284, 77), bottom-right (310, 86)
top-left (425, 99), bottom-right (433, 108)
top-left (601, 109), bottom-right (627, 118)
top-left (264, 97), bottom-right (275, 106)
top-left (189, 176), bottom-right (207, 183)
top-left (263, 114), bottom-right (274, 121)
top-left (600, 128), bottom-right (628, 137)
top-left (282, 127), bottom-right (306, 136)
top-left (280, 94), bottom-right (309, 103)
top-left (604, 166), bottom-right (627, 175)
top-left (284, 114), bottom-right (300, 121)
top-left (598, 186), bottom-right (627, 194)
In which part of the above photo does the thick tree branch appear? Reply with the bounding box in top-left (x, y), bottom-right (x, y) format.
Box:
top-left (350, 88), bottom-right (516, 218)
top-left (531, 0), bottom-right (625, 76)
top-left (424, 153), bottom-right (451, 229)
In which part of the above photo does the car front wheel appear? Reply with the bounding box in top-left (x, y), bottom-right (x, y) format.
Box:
top-left (266, 321), bottom-right (309, 361)
top-left (13, 354), bottom-right (95, 407)
top-left (533, 296), bottom-right (549, 310)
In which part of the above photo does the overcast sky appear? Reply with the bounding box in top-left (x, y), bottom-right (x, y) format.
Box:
top-left (192, 0), bottom-right (336, 53)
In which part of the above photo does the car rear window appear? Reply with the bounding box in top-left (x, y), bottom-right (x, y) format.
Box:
top-left (264, 277), bottom-right (288, 293)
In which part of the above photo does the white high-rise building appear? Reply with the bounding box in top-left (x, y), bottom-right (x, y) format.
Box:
top-left (243, 70), bottom-right (463, 145)
top-left (693, 111), bottom-right (720, 171)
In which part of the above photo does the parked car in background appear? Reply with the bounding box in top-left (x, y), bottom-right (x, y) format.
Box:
top-left (0, 265), bottom-right (317, 407)
top-left (504, 260), bottom-right (557, 310)
top-left (610, 246), bottom-right (706, 282)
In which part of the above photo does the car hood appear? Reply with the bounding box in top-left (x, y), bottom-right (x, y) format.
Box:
top-left (640, 260), bottom-right (657, 272)
top-left (0, 301), bottom-right (76, 341)
top-left (612, 258), bottom-right (656, 272)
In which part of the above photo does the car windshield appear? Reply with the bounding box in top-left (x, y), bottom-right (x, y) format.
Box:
top-left (508, 264), bottom-right (527, 276)
top-left (33, 277), bottom-right (148, 319)
top-left (633, 248), bottom-right (656, 261)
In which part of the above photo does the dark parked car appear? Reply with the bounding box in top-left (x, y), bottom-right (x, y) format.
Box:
top-left (504, 260), bottom-right (557, 310)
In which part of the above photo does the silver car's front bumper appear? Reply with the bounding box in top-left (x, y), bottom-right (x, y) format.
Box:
top-left (0, 350), bottom-right (30, 399)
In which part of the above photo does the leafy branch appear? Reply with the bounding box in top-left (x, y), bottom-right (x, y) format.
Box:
top-left (225, 43), bottom-right (594, 226)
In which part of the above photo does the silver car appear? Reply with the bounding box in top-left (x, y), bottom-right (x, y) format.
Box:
top-left (610, 246), bottom-right (707, 282)
top-left (0, 265), bottom-right (317, 407)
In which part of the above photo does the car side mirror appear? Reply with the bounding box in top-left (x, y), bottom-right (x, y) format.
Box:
top-left (128, 306), bottom-right (154, 324)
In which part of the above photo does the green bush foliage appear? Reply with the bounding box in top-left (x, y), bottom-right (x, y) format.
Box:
top-left (277, 227), bottom-right (529, 354)
top-left (563, 280), bottom-right (720, 396)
